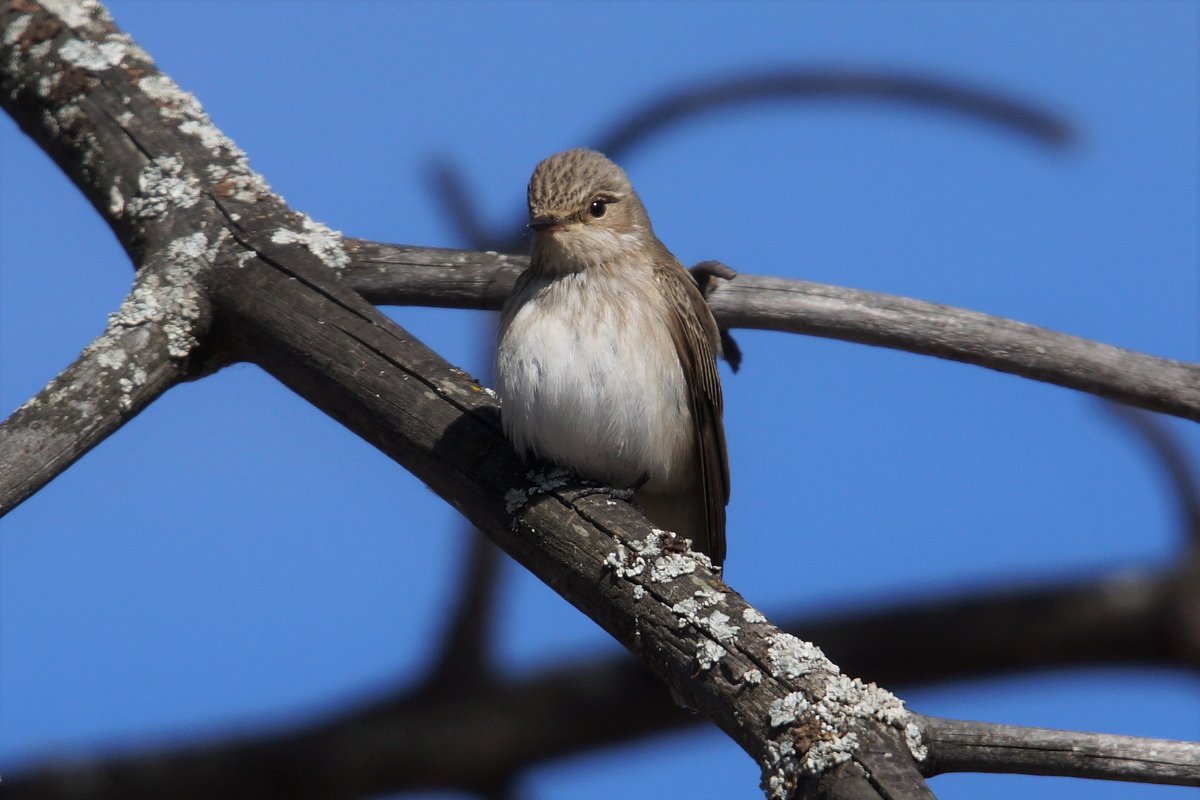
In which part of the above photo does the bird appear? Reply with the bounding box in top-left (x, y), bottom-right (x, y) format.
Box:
top-left (495, 148), bottom-right (729, 568)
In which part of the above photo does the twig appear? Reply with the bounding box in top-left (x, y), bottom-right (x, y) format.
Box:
top-left (919, 715), bottom-right (1200, 785)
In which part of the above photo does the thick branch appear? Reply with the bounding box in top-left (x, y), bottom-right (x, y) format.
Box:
top-left (0, 4), bottom-right (928, 789)
top-left (920, 716), bottom-right (1200, 785)
top-left (340, 242), bottom-right (1200, 422)
top-left (209, 208), bottom-right (932, 798)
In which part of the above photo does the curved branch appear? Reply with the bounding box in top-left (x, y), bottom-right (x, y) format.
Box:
top-left (455, 69), bottom-right (1073, 250)
top-left (920, 716), bottom-right (1200, 786)
top-left (340, 242), bottom-right (1200, 423)
top-left (1101, 402), bottom-right (1200, 543)
top-left (594, 69), bottom-right (1072, 162)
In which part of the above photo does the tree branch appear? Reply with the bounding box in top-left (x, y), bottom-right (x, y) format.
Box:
top-left (440, 68), bottom-right (1072, 251)
top-left (0, 269), bottom-right (201, 516)
top-left (4, 3), bottom-right (1196, 799)
top-left (0, 4), bottom-right (936, 796)
top-left (1102, 402), bottom-right (1200, 543)
top-left (919, 716), bottom-right (1200, 786)
top-left (9, 564), bottom-right (1196, 798)
top-left (340, 242), bottom-right (1200, 422)
top-left (593, 69), bottom-right (1072, 162)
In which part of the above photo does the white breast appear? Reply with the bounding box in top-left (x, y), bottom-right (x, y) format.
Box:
top-left (495, 269), bottom-right (695, 492)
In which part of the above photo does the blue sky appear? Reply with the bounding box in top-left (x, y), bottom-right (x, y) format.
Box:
top-left (1, 2), bottom-right (1197, 798)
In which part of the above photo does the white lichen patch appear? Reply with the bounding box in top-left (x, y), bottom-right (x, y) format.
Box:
top-left (271, 216), bottom-right (350, 270)
top-left (763, 740), bottom-right (800, 800)
top-left (905, 722), bottom-right (928, 762)
top-left (58, 38), bottom-right (127, 71)
top-left (108, 270), bottom-right (203, 360)
top-left (179, 118), bottom-right (228, 153)
top-left (632, 585), bottom-right (645, 600)
top-left (695, 640), bottom-right (726, 671)
top-left (165, 232), bottom-right (209, 262)
top-left (125, 156), bottom-right (200, 219)
top-left (703, 609), bottom-right (740, 642)
top-left (690, 549), bottom-right (717, 573)
top-left (95, 348), bottom-right (126, 370)
top-left (108, 180), bottom-right (125, 216)
top-left (505, 467), bottom-right (572, 515)
top-left (742, 668), bottom-right (762, 685)
top-left (671, 596), bottom-right (703, 626)
top-left (604, 543), bottom-right (645, 578)
top-left (768, 692), bottom-right (809, 728)
top-left (116, 377), bottom-right (136, 410)
top-left (649, 552), bottom-right (696, 583)
top-left (138, 74), bottom-right (207, 123)
top-left (4, 14), bottom-right (31, 46)
top-left (803, 732), bottom-right (859, 774)
top-left (28, 39), bottom-right (52, 60)
top-left (607, 530), bottom-right (714, 586)
top-left (767, 632), bottom-right (831, 680)
top-left (42, 0), bottom-right (100, 29)
top-left (36, 73), bottom-right (60, 99)
top-left (742, 607), bottom-right (767, 624)
top-left (136, 74), bottom-right (273, 202)
top-left (760, 640), bottom-right (918, 795)
top-left (818, 673), bottom-right (909, 728)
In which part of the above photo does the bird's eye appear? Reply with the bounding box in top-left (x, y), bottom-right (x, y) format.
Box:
top-left (588, 199), bottom-right (607, 218)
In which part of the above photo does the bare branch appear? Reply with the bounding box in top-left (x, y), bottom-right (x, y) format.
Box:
top-left (0, 5), bottom-right (937, 796)
top-left (461, 69), bottom-right (1073, 251)
top-left (340, 242), bottom-right (1200, 422)
top-left (1101, 402), bottom-right (1200, 543)
top-left (0, 276), bottom-right (200, 515)
top-left (8, 564), bottom-right (1194, 798)
top-left (428, 529), bottom-right (504, 685)
top-left (919, 715), bottom-right (1200, 786)
top-left (424, 158), bottom-right (510, 251)
top-left (594, 69), bottom-right (1072, 162)
top-left (4, 4), bottom-right (1195, 799)
top-left (209, 223), bottom-right (933, 799)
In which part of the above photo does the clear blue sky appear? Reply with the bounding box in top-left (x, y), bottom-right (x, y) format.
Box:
top-left (2, 2), bottom-right (1197, 798)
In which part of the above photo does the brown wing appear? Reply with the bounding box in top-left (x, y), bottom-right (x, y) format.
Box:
top-left (655, 254), bottom-right (730, 568)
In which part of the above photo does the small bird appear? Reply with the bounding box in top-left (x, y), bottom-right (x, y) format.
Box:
top-left (495, 148), bottom-right (730, 568)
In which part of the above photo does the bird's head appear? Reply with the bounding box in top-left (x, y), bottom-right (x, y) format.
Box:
top-left (526, 149), bottom-right (654, 272)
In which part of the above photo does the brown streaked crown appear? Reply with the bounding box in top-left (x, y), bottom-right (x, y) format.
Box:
top-left (527, 149), bottom-right (633, 220)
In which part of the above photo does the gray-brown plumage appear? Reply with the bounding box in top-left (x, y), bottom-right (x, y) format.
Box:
top-left (495, 148), bottom-right (730, 567)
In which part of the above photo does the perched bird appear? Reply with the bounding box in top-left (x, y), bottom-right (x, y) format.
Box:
top-left (495, 148), bottom-right (730, 568)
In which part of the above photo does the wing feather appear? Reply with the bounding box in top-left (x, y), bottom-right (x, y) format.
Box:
top-left (656, 256), bottom-right (730, 567)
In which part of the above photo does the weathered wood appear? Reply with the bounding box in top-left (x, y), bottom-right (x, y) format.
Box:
top-left (340, 242), bottom-right (1200, 423)
top-left (921, 716), bottom-right (1200, 785)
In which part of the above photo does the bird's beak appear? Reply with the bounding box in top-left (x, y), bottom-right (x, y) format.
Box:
top-left (528, 215), bottom-right (564, 232)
